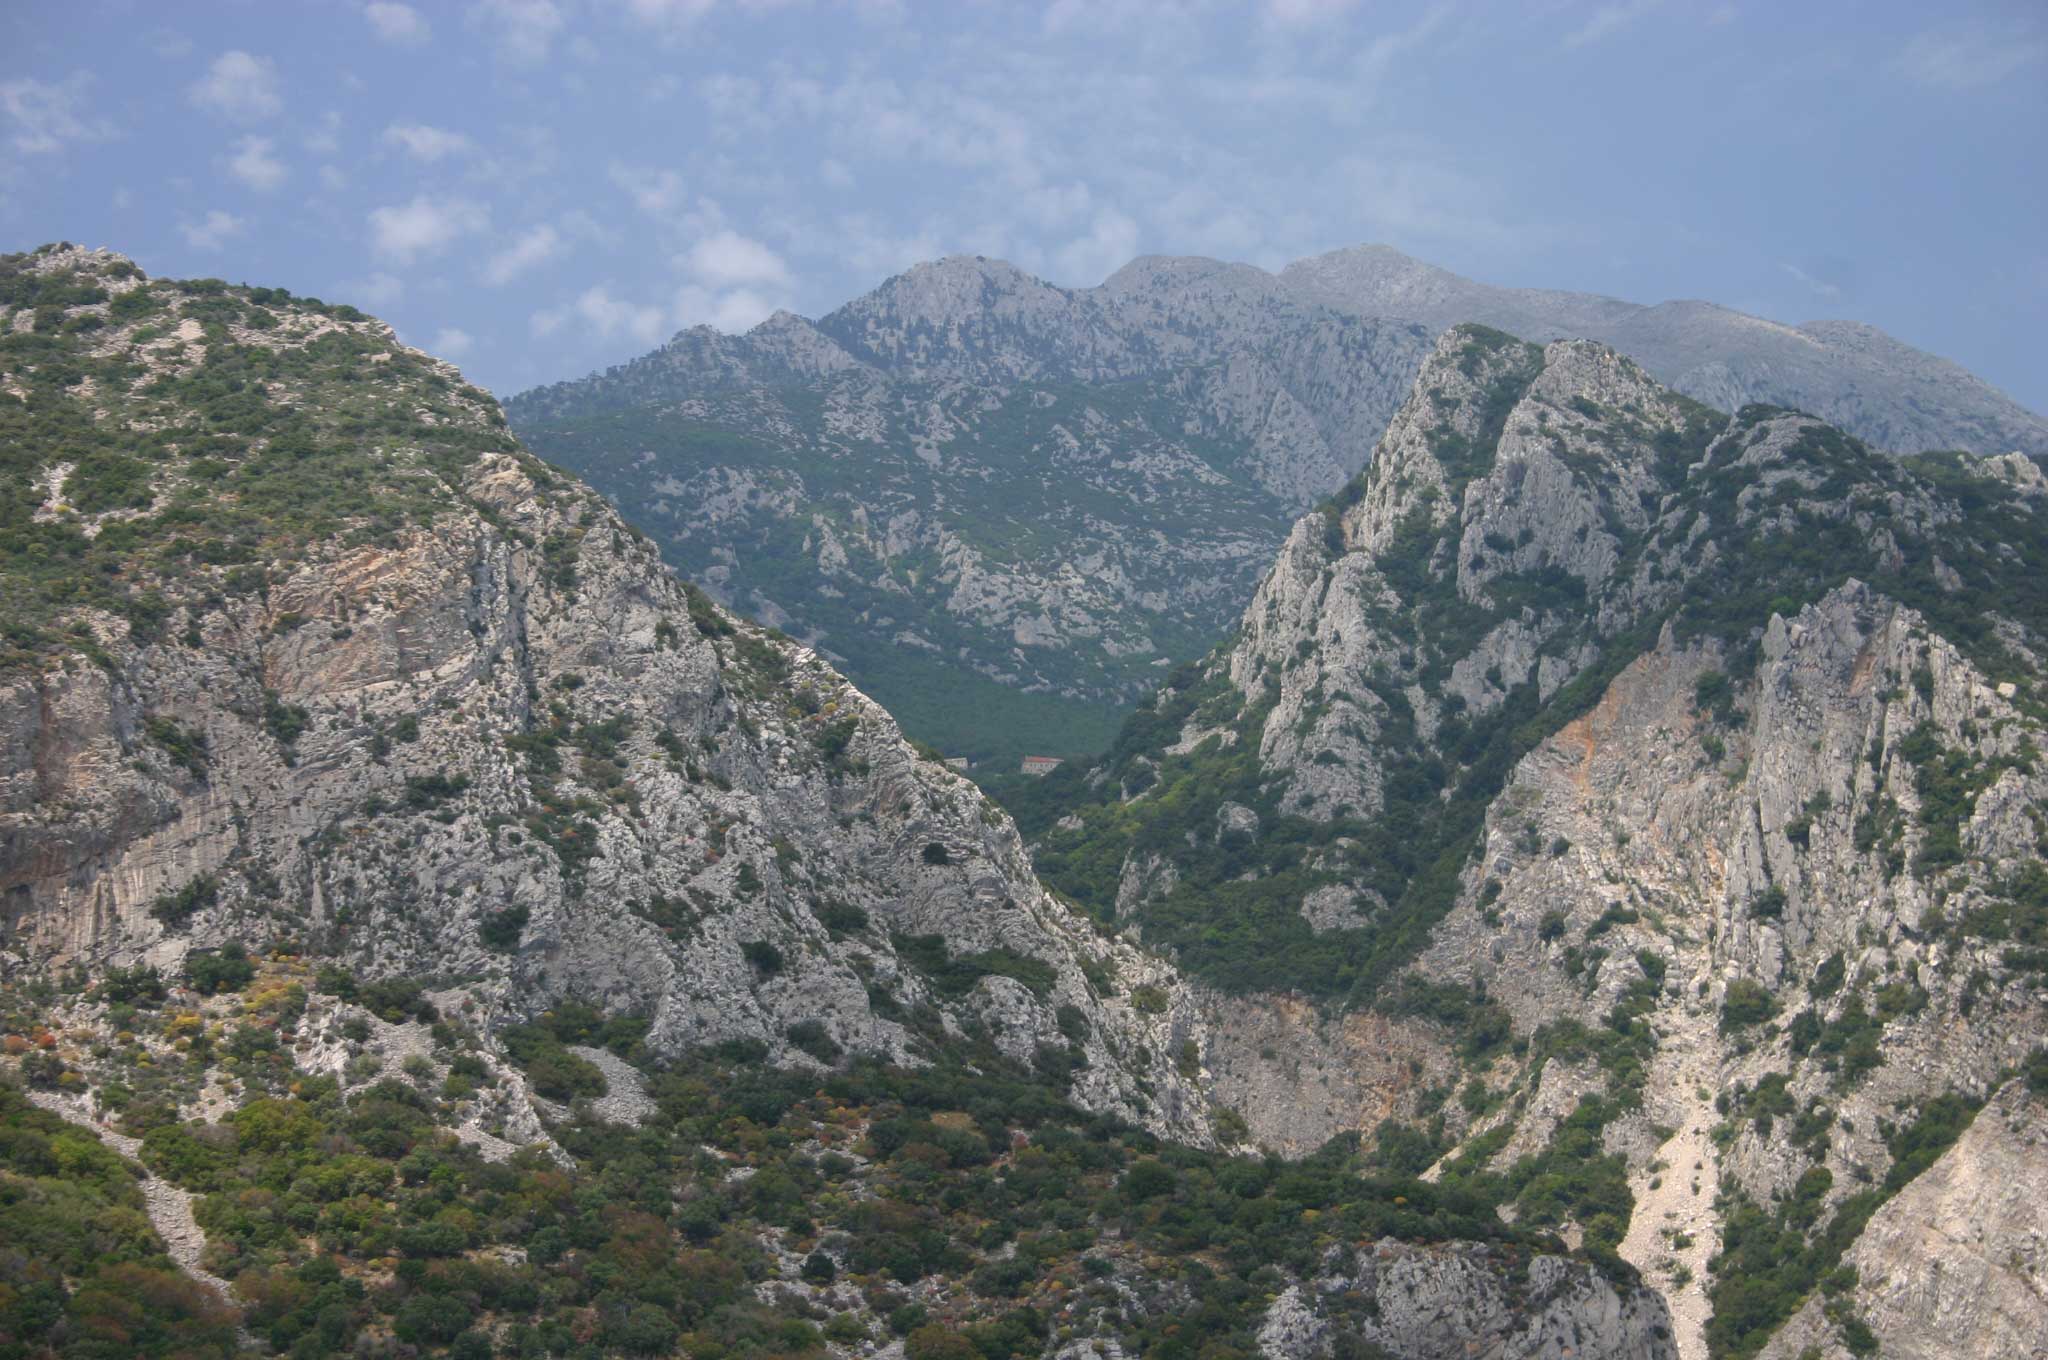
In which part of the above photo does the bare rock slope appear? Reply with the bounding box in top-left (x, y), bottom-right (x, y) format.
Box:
top-left (0, 244), bottom-right (1207, 1139)
top-left (1026, 323), bottom-right (2048, 1360)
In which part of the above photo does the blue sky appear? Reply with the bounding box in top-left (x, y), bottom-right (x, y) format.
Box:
top-left (3, 1), bottom-right (2043, 411)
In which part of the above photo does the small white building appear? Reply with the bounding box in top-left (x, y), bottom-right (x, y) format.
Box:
top-left (1020, 755), bottom-right (1063, 776)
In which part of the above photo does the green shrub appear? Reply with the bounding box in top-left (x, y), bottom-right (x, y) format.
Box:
top-left (186, 943), bottom-right (254, 996)
top-left (149, 874), bottom-right (218, 927)
top-left (786, 1020), bottom-right (842, 1063)
top-left (1720, 979), bottom-right (1779, 1034)
top-left (479, 904), bottom-right (529, 951)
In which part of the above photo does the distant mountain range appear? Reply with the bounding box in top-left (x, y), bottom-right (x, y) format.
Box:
top-left (507, 245), bottom-right (2048, 766)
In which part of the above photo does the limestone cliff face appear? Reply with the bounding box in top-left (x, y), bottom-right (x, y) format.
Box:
top-left (1036, 320), bottom-right (2048, 1359)
top-left (1413, 585), bottom-right (2048, 1355)
top-left (0, 246), bottom-right (1212, 1141)
top-left (1756, 1080), bottom-right (2048, 1360)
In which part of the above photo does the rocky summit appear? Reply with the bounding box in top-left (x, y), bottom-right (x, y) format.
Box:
top-left (507, 248), bottom-right (2048, 771)
top-left (1, 245), bottom-right (1682, 1360)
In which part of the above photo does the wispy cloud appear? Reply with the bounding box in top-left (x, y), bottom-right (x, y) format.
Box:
top-left (367, 195), bottom-right (489, 262)
top-left (348, 272), bottom-right (406, 309)
top-left (180, 209), bottom-right (245, 251)
top-left (1895, 23), bottom-right (2044, 90)
top-left (383, 123), bottom-right (474, 162)
top-left (484, 223), bottom-right (562, 285)
top-left (1261, 0), bottom-right (1362, 27)
top-left (1051, 208), bottom-right (1139, 285)
top-left (467, 0), bottom-right (564, 66)
top-left (1562, 0), bottom-right (1662, 51)
top-left (189, 51), bottom-right (283, 121)
top-left (365, 2), bottom-right (432, 47)
top-left (671, 229), bottom-right (795, 333)
top-left (431, 326), bottom-right (474, 358)
top-left (226, 135), bottom-right (287, 191)
top-left (623, 0), bottom-right (720, 27)
top-left (532, 285), bottom-right (668, 345)
top-left (1779, 261), bottom-right (1842, 302)
top-left (0, 75), bottom-right (114, 155)
top-left (609, 161), bottom-right (687, 218)
top-left (683, 230), bottom-right (792, 290)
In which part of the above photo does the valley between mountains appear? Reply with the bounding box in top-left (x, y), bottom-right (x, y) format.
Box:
top-left (3, 242), bottom-right (2046, 1360)
top-left (506, 247), bottom-right (2048, 771)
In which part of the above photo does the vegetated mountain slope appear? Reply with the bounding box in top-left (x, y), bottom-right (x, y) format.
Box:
top-left (508, 249), bottom-right (2045, 772)
top-left (0, 245), bottom-right (1676, 1360)
top-left (1278, 244), bottom-right (2048, 460)
top-left (1011, 325), bottom-right (2048, 1359)
top-left (0, 243), bottom-right (1198, 1128)
top-left (506, 259), bottom-right (1432, 766)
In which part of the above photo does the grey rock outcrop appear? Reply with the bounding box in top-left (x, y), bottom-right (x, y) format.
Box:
top-left (1258, 1241), bottom-right (1675, 1360)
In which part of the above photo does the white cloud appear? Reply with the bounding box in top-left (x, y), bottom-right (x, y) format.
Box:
top-left (683, 230), bottom-right (792, 290)
top-left (1779, 262), bottom-right (1842, 302)
top-left (484, 224), bottom-right (562, 285)
top-left (531, 286), bottom-right (667, 345)
top-left (1262, 0), bottom-right (1360, 26)
top-left (1051, 207), bottom-right (1139, 285)
top-left (467, 0), bottom-right (564, 66)
top-left (1895, 24), bottom-right (2044, 90)
top-left (319, 165), bottom-right (349, 192)
top-left (431, 327), bottom-right (475, 358)
top-left (367, 195), bottom-right (489, 262)
top-left (365, 2), bottom-right (431, 46)
top-left (1562, 0), bottom-right (1661, 50)
top-left (227, 135), bottom-right (287, 191)
top-left (305, 110), bottom-right (344, 155)
top-left (383, 123), bottom-right (474, 162)
top-left (1, 75), bottom-right (113, 155)
top-left (609, 161), bottom-right (686, 217)
top-left (667, 230), bottom-right (796, 335)
top-left (671, 284), bottom-right (780, 334)
top-left (180, 210), bottom-right (245, 251)
top-left (624, 0), bottom-right (719, 24)
top-left (189, 51), bottom-right (283, 121)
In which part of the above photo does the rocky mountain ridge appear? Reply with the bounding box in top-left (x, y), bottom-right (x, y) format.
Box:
top-left (0, 243), bottom-right (1204, 1134)
top-left (509, 266), bottom-right (1430, 762)
top-left (1015, 324), bottom-right (2048, 1359)
top-left (1279, 245), bottom-right (2048, 460)
top-left (0, 243), bottom-right (1675, 1360)
top-left (507, 246), bottom-right (2047, 768)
